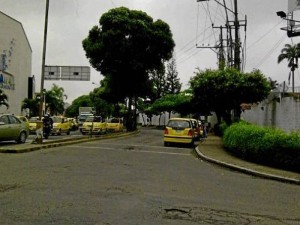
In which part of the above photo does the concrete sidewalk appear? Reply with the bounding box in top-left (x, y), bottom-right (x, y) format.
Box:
top-left (195, 135), bottom-right (300, 185)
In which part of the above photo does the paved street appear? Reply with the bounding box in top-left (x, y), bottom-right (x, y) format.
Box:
top-left (0, 128), bottom-right (299, 225)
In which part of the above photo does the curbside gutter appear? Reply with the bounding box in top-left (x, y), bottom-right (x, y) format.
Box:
top-left (195, 146), bottom-right (300, 185)
top-left (0, 130), bottom-right (140, 154)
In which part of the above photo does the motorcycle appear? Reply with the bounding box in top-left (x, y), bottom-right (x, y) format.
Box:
top-left (43, 120), bottom-right (52, 139)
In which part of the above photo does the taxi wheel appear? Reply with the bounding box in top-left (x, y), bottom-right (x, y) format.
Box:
top-left (164, 142), bottom-right (169, 147)
top-left (67, 130), bottom-right (70, 135)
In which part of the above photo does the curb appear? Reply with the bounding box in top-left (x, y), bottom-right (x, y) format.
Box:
top-left (0, 130), bottom-right (140, 154)
top-left (195, 146), bottom-right (300, 185)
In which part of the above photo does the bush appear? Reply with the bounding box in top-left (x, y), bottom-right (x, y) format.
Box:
top-left (223, 122), bottom-right (300, 172)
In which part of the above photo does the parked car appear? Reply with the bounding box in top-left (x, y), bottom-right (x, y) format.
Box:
top-left (107, 118), bottom-right (124, 132)
top-left (163, 118), bottom-right (195, 146)
top-left (51, 116), bottom-right (71, 135)
top-left (190, 118), bottom-right (201, 141)
top-left (81, 116), bottom-right (107, 135)
top-left (28, 117), bottom-right (40, 134)
top-left (16, 116), bottom-right (30, 129)
top-left (0, 114), bottom-right (29, 143)
top-left (78, 113), bottom-right (94, 130)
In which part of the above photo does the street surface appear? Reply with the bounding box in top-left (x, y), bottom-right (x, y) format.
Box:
top-left (0, 128), bottom-right (299, 225)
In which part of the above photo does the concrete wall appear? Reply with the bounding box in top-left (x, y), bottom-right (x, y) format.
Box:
top-left (241, 96), bottom-right (300, 132)
top-left (138, 112), bottom-right (218, 128)
top-left (0, 11), bottom-right (32, 115)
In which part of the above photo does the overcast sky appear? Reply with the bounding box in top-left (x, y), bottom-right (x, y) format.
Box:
top-left (1, 0), bottom-right (299, 103)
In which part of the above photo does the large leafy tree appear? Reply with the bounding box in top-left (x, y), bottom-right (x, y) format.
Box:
top-left (151, 92), bottom-right (192, 121)
top-left (190, 68), bottom-right (271, 124)
top-left (21, 97), bottom-right (39, 117)
top-left (165, 57), bottom-right (181, 95)
top-left (65, 95), bottom-right (93, 118)
top-left (45, 84), bottom-right (67, 115)
top-left (89, 87), bottom-right (113, 118)
top-left (277, 43), bottom-right (300, 93)
top-left (149, 64), bottom-right (167, 101)
top-left (82, 7), bottom-right (175, 130)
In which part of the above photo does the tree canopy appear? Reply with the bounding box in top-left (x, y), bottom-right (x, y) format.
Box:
top-left (45, 84), bottom-right (67, 115)
top-left (83, 7), bottom-right (175, 98)
top-left (190, 68), bottom-right (271, 124)
top-left (82, 7), bottom-right (175, 130)
top-left (277, 43), bottom-right (300, 93)
top-left (65, 95), bottom-right (93, 118)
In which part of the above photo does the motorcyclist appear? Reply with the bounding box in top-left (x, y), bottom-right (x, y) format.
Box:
top-left (42, 114), bottom-right (53, 139)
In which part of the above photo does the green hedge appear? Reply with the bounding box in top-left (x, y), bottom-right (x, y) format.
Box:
top-left (223, 122), bottom-right (300, 172)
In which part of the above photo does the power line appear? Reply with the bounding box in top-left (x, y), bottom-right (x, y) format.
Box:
top-left (247, 20), bottom-right (285, 50)
top-left (110, 0), bottom-right (116, 7)
top-left (254, 34), bottom-right (286, 69)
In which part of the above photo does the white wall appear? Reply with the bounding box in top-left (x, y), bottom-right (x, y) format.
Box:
top-left (242, 96), bottom-right (300, 132)
top-left (0, 11), bottom-right (32, 115)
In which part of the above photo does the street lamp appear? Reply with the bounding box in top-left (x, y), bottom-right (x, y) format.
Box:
top-left (277, 11), bottom-right (300, 37)
top-left (277, 11), bottom-right (287, 18)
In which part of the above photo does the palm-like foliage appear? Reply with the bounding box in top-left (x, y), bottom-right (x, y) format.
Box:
top-left (277, 43), bottom-right (300, 93)
top-left (21, 98), bottom-right (39, 116)
top-left (45, 84), bottom-right (67, 115)
top-left (0, 89), bottom-right (9, 109)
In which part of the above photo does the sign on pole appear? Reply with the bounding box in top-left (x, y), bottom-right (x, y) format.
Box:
top-left (61, 66), bottom-right (90, 81)
top-left (44, 66), bottom-right (60, 80)
top-left (44, 65), bottom-right (90, 81)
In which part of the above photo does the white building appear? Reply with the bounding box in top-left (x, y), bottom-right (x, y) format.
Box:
top-left (0, 11), bottom-right (32, 115)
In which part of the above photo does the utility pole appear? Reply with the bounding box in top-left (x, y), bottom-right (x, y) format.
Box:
top-left (196, 25), bottom-right (225, 70)
top-left (39, 0), bottom-right (49, 120)
top-left (196, 0), bottom-right (246, 71)
top-left (233, 0), bottom-right (240, 71)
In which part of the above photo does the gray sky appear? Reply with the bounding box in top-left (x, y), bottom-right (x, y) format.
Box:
top-left (1, 0), bottom-right (299, 103)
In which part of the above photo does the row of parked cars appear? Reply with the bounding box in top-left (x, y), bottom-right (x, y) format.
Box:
top-left (27, 116), bottom-right (124, 136)
top-left (163, 117), bottom-right (206, 146)
top-left (80, 117), bottom-right (124, 135)
top-left (0, 114), bottom-right (124, 144)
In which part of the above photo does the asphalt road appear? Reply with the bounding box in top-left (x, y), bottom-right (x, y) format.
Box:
top-left (0, 128), bottom-right (299, 225)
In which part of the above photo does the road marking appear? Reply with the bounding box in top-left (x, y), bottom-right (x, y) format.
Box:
top-left (66, 145), bottom-right (191, 156)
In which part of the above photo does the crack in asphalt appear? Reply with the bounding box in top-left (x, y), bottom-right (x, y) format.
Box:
top-left (162, 206), bottom-right (300, 224)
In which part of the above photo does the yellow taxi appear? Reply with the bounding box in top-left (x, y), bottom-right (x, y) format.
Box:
top-left (81, 116), bottom-right (107, 135)
top-left (107, 118), bottom-right (123, 132)
top-left (28, 117), bottom-right (40, 134)
top-left (51, 116), bottom-right (71, 135)
top-left (163, 118), bottom-right (196, 146)
top-left (67, 118), bottom-right (79, 131)
top-left (17, 116), bottom-right (30, 130)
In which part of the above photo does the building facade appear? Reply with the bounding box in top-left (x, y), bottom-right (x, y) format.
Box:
top-left (0, 11), bottom-right (32, 115)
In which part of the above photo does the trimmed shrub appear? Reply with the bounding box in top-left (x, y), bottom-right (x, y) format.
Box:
top-left (223, 122), bottom-right (300, 172)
